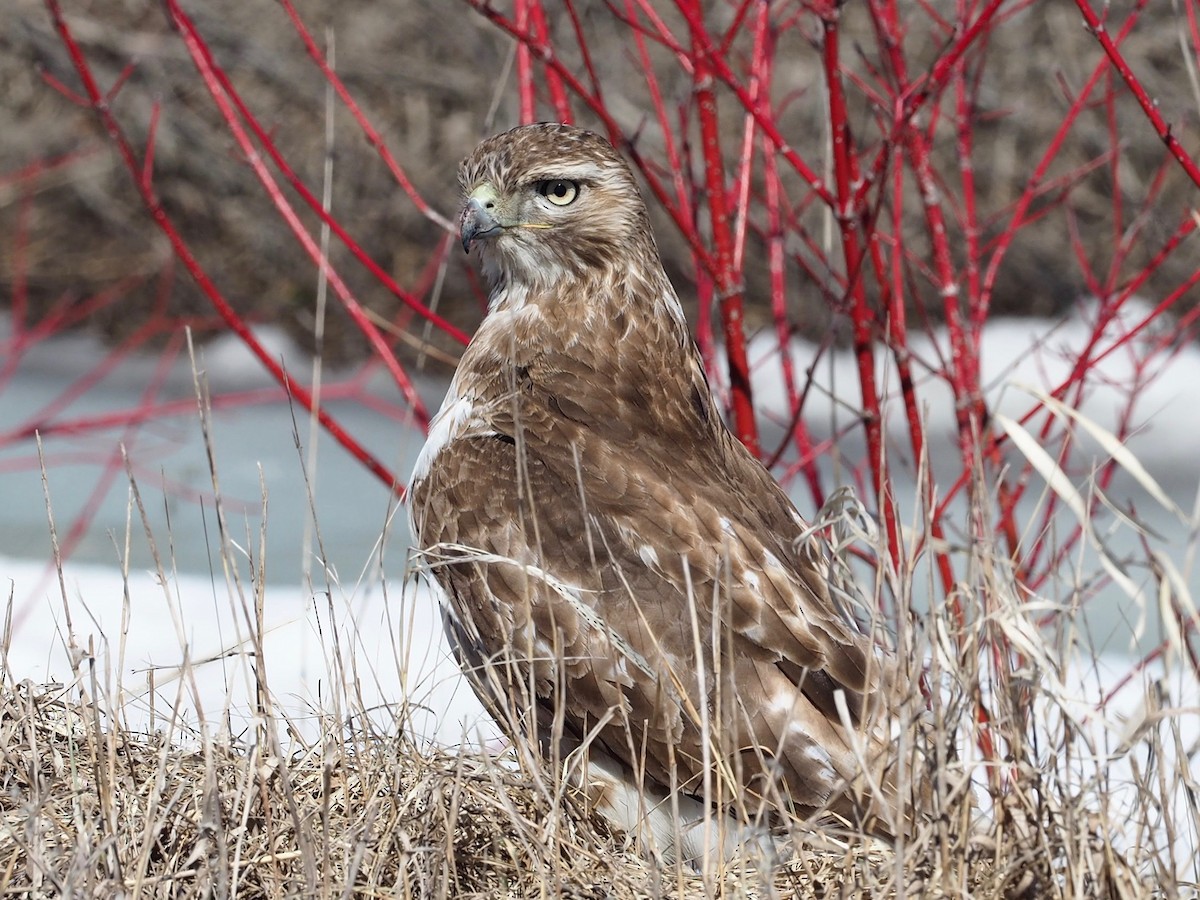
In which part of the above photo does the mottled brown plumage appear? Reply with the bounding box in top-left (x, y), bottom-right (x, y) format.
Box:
top-left (408, 124), bottom-right (903, 864)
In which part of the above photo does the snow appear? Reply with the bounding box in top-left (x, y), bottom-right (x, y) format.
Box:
top-left (1, 553), bottom-right (495, 747)
top-left (747, 297), bottom-right (1200, 480)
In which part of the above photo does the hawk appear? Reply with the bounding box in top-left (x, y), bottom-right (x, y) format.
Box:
top-left (408, 123), bottom-right (905, 865)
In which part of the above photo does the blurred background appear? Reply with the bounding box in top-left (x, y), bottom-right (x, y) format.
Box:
top-left (4, 0), bottom-right (1197, 357)
top-left (2, 0), bottom-right (1199, 657)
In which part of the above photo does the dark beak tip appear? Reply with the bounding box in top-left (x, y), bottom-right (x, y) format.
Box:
top-left (459, 197), bottom-right (497, 255)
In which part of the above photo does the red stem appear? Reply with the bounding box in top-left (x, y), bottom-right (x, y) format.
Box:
top-left (515, 0), bottom-right (535, 122)
top-left (1073, 0), bottom-right (1200, 190)
top-left (681, 0), bottom-right (759, 456)
top-left (44, 0), bottom-right (402, 494)
top-left (276, 0), bottom-right (452, 232)
top-left (165, 1), bottom-right (429, 430)
top-left (528, 0), bottom-right (571, 121)
top-left (814, 0), bottom-right (901, 570)
top-left (165, 2), bottom-right (469, 346)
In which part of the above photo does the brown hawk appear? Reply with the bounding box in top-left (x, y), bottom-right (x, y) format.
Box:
top-left (408, 123), bottom-right (904, 865)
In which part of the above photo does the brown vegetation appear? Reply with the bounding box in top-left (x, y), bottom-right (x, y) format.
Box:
top-left (1, 475), bottom-right (1190, 897)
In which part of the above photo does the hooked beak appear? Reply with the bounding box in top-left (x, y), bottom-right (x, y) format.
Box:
top-left (459, 187), bottom-right (502, 253)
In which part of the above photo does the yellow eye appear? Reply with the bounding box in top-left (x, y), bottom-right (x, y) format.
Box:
top-left (537, 179), bottom-right (580, 206)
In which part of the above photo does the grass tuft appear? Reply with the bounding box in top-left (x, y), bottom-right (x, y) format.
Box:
top-left (2, 480), bottom-right (1194, 898)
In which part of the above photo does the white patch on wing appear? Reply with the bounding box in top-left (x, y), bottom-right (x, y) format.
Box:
top-left (531, 636), bottom-right (557, 663)
top-left (658, 289), bottom-right (687, 327)
top-left (738, 622), bottom-right (768, 644)
top-left (801, 742), bottom-right (834, 766)
top-left (768, 691), bottom-right (796, 718)
top-left (637, 544), bottom-right (660, 568)
top-left (795, 741), bottom-right (836, 782)
top-left (612, 656), bottom-right (630, 680)
top-left (409, 393), bottom-right (478, 489)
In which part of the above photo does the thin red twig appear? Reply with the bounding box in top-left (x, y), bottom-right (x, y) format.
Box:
top-left (1074, 0), bottom-right (1200, 190)
top-left (681, 0), bottom-right (759, 456)
top-left (44, 0), bottom-right (402, 494)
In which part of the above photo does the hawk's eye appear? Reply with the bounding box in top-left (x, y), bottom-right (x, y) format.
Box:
top-left (536, 179), bottom-right (580, 206)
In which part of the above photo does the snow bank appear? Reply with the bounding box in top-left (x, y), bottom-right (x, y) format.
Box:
top-left (1, 554), bottom-right (494, 747)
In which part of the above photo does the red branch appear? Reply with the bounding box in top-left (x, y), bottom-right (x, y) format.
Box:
top-left (165, 0), bottom-right (430, 431)
top-left (815, 0), bottom-right (901, 570)
top-left (1073, 0), bottom-right (1200, 190)
top-left (167, 3), bottom-right (468, 347)
top-left (681, 0), bottom-right (759, 456)
top-left (43, 0), bottom-right (402, 494)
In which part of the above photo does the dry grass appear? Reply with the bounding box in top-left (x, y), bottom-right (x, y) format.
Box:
top-left (0, 681), bottom-right (1091, 899)
top-left (1, 473), bottom-right (1194, 898)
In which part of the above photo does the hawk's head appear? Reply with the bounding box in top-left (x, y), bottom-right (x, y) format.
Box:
top-left (458, 124), bottom-right (656, 293)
